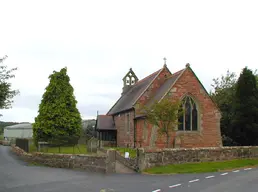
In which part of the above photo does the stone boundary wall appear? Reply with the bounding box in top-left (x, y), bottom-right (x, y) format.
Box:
top-left (0, 140), bottom-right (10, 146)
top-left (138, 146), bottom-right (258, 171)
top-left (11, 145), bottom-right (116, 174)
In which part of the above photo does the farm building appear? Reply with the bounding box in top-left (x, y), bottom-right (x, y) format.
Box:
top-left (4, 123), bottom-right (33, 140)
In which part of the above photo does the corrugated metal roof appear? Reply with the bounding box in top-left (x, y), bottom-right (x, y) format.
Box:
top-left (5, 123), bottom-right (32, 129)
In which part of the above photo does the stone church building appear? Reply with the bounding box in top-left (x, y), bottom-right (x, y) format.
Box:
top-left (96, 62), bottom-right (222, 149)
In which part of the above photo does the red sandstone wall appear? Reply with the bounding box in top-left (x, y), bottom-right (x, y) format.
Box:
top-left (169, 67), bottom-right (222, 148)
top-left (114, 110), bottom-right (135, 147)
top-left (135, 67), bottom-right (222, 149)
top-left (135, 67), bottom-right (171, 112)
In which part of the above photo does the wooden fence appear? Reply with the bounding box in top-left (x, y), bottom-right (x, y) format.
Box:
top-left (15, 138), bottom-right (29, 153)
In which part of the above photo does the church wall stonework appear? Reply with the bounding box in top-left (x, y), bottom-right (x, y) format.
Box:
top-left (114, 110), bottom-right (135, 147)
top-left (169, 67), bottom-right (222, 148)
top-left (135, 67), bottom-right (171, 113)
top-left (116, 66), bottom-right (171, 148)
top-left (135, 67), bottom-right (222, 149)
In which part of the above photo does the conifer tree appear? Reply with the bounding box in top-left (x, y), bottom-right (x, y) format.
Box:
top-left (33, 67), bottom-right (82, 144)
top-left (231, 67), bottom-right (258, 146)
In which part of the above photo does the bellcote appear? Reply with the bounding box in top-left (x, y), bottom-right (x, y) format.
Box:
top-left (122, 68), bottom-right (138, 95)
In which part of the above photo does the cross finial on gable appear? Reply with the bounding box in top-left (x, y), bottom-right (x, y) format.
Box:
top-left (186, 63), bottom-right (190, 68)
top-left (163, 57), bottom-right (167, 67)
top-left (163, 57), bottom-right (167, 64)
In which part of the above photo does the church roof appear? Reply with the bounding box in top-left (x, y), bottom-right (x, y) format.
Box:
top-left (107, 68), bottom-right (162, 115)
top-left (96, 115), bottom-right (115, 130)
top-left (105, 63), bottom-right (220, 121)
top-left (145, 69), bottom-right (184, 108)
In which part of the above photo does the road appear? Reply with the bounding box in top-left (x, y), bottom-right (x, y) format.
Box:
top-left (0, 145), bottom-right (257, 192)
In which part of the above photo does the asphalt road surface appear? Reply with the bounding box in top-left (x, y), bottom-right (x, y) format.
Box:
top-left (0, 145), bottom-right (257, 192)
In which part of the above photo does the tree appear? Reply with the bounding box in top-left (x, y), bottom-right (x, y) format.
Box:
top-left (33, 67), bottom-right (82, 145)
top-left (0, 55), bottom-right (19, 114)
top-left (210, 70), bottom-right (238, 145)
top-left (142, 98), bottom-right (182, 147)
top-left (231, 67), bottom-right (258, 146)
top-left (82, 119), bottom-right (96, 139)
top-left (253, 69), bottom-right (258, 86)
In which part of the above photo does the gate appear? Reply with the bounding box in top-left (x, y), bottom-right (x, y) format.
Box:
top-left (115, 148), bottom-right (140, 173)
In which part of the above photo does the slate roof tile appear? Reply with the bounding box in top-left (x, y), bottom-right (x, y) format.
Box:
top-left (107, 68), bottom-right (162, 115)
top-left (96, 115), bottom-right (115, 130)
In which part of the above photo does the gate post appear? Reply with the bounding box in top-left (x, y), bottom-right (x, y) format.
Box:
top-left (106, 149), bottom-right (116, 174)
top-left (136, 148), bottom-right (145, 172)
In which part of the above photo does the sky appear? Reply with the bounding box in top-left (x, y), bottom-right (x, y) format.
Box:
top-left (0, 0), bottom-right (258, 123)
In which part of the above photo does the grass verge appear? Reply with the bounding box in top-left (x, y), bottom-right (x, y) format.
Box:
top-left (0, 134), bottom-right (4, 140)
top-left (29, 144), bottom-right (88, 154)
top-left (28, 162), bottom-right (46, 167)
top-left (105, 147), bottom-right (137, 158)
top-left (144, 159), bottom-right (258, 174)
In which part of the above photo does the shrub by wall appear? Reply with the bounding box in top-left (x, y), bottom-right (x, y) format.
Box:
top-left (138, 146), bottom-right (258, 171)
top-left (12, 145), bottom-right (116, 173)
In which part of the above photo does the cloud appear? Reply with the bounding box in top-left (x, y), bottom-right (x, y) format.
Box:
top-left (1, 0), bottom-right (258, 122)
top-left (0, 107), bottom-right (37, 123)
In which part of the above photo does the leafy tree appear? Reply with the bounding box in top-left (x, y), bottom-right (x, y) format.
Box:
top-left (33, 67), bottom-right (82, 145)
top-left (231, 67), bottom-right (258, 146)
top-left (210, 70), bottom-right (238, 145)
top-left (142, 98), bottom-right (182, 147)
top-left (83, 120), bottom-right (96, 138)
top-left (0, 55), bottom-right (19, 115)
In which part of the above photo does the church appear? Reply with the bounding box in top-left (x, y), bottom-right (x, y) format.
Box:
top-left (96, 61), bottom-right (222, 149)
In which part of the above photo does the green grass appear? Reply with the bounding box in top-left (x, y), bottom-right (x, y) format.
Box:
top-left (144, 159), bottom-right (258, 174)
top-left (0, 135), bottom-right (3, 140)
top-left (28, 162), bottom-right (46, 167)
top-left (106, 147), bottom-right (137, 158)
top-left (29, 144), bottom-right (88, 154)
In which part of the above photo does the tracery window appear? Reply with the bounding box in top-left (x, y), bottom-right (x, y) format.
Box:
top-left (178, 96), bottom-right (198, 131)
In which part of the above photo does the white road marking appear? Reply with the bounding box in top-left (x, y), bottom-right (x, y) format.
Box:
top-left (152, 168), bottom-right (254, 192)
top-left (221, 172), bottom-right (228, 176)
top-left (169, 184), bottom-right (182, 188)
top-left (189, 179), bottom-right (199, 183)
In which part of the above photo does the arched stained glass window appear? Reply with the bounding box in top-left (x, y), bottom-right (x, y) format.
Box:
top-left (178, 96), bottom-right (198, 131)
